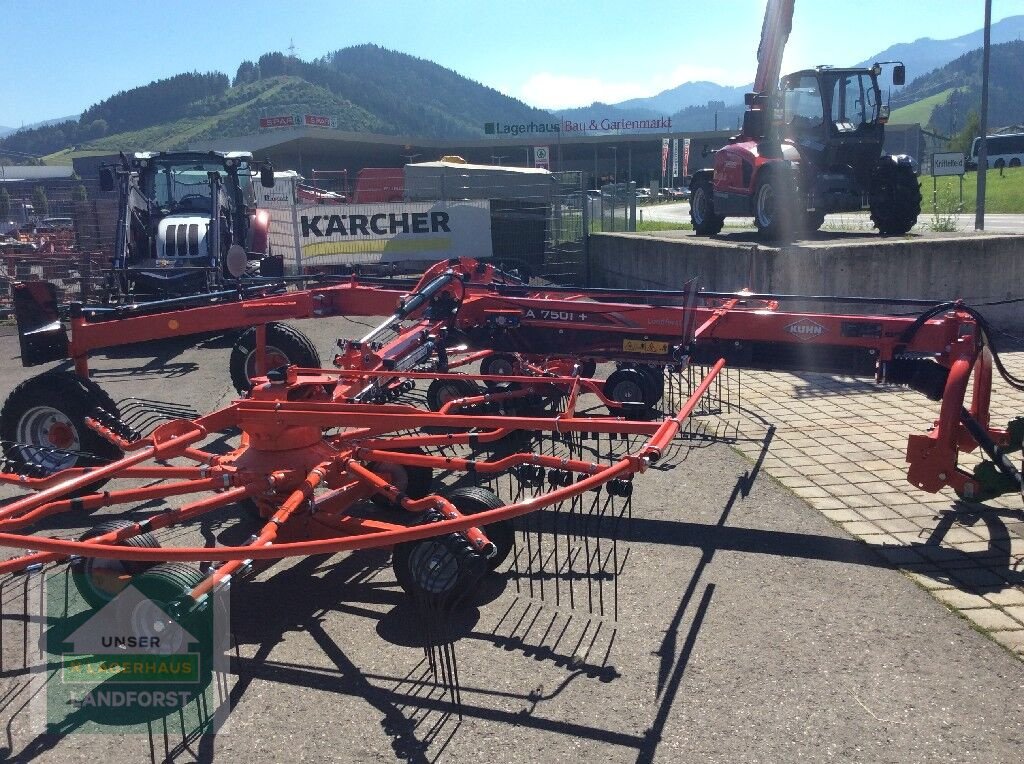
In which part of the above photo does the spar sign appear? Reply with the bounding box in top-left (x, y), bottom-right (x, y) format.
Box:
top-left (296, 201), bottom-right (493, 266)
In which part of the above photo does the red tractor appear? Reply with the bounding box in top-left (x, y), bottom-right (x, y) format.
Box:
top-left (690, 0), bottom-right (921, 239)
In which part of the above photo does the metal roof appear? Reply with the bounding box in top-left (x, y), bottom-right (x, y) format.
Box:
top-left (0, 165), bottom-right (76, 181)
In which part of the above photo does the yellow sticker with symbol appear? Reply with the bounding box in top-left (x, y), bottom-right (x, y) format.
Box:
top-left (623, 339), bottom-right (669, 354)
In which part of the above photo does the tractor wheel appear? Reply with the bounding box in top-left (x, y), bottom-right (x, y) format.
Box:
top-left (367, 448), bottom-right (434, 509)
top-left (229, 322), bottom-right (321, 394)
top-left (392, 486), bottom-right (512, 604)
top-left (689, 175), bottom-right (724, 236)
top-left (0, 371), bottom-right (123, 479)
top-left (425, 378), bottom-right (481, 412)
top-left (869, 161), bottom-right (921, 235)
top-left (804, 210), bottom-right (827, 233)
top-left (753, 170), bottom-right (797, 241)
top-left (71, 520), bottom-right (161, 610)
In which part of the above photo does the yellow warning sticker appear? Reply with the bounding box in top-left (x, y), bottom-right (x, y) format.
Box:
top-left (623, 339), bottom-right (669, 354)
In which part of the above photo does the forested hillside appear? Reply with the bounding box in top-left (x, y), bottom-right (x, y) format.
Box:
top-left (897, 40), bottom-right (1024, 133)
top-left (0, 45), bottom-right (555, 160)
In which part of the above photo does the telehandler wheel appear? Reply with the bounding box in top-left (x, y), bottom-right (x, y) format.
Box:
top-left (753, 170), bottom-right (797, 241)
top-left (229, 322), bottom-right (321, 394)
top-left (690, 175), bottom-right (724, 235)
top-left (869, 161), bottom-right (921, 235)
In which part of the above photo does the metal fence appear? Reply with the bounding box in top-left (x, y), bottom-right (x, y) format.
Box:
top-left (0, 169), bottom-right (594, 312)
top-left (1, 177), bottom-right (118, 311)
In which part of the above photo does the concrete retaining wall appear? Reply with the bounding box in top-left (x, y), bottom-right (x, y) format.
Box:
top-left (588, 231), bottom-right (1024, 330)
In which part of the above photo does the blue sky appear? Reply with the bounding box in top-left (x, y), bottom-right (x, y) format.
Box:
top-left (1, 0), bottom-right (1019, 126)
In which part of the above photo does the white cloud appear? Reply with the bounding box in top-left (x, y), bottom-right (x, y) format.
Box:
top-left (515, 63), bottom-right (753, 110)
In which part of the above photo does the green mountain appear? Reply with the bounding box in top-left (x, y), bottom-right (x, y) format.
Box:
top-left (892, 40), bottom-right (1024, 133)
top-left (0, 45), bottom-right (555, 162)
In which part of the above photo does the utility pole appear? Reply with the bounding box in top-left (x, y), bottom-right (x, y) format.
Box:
top-left (975, 0), bottom-right (991, 231)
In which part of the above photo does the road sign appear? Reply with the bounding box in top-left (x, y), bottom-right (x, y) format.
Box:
top-left (933, 152), bottom-right (965, 177)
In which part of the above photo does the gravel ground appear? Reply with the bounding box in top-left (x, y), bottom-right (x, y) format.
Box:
top-left (0, 317), bottom-right (1021, 763)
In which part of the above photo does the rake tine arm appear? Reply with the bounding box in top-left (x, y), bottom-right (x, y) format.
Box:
top-left (187, 461), bottom-right (336, 602)
top-left (0, 481), bottom-right (261, 576)
top-left (0, 421), bottom-right (207, 522)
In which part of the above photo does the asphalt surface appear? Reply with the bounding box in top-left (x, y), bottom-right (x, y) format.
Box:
top-left (641, 201), bottom-right (1024, 233)
top-left (0, 317), bottom-right (1021, 763)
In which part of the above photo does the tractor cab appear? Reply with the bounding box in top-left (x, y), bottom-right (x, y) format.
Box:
top-left (773, 62), bottom-right (907, 217)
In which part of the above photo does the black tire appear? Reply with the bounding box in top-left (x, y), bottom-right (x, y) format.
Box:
top-left (479, 353), bottom-right (518, 378)
top-left (229, 322), bottom-right (321, 394)
top-left (604, 368), bottom-right (648, 406)
top-left (0, 371), bottom-right (123, 478)
top-left (689, 175), bottom-right (724, 235)
top-left (575, 359), bottom-right (597, 378)
top-left (392, 486), bottom-right (512, 603)
top-left (368, 448), bottom-right (433, 508)
top-left (804, 210), bottom-right (826, 233)
top-left (753, 169), bottom-right (797, 241)
top-left (446, 486), bottom-right (514, 569)
top-left (994, 158), bottom-right (1006, 170)
top-left (869, 161), bottom-right (921, 236)
top-left (425, 378), bottom-right (481, 412)
top-left (1010, 159), bottom-right (1021, 168)
top-left (71, 520), bottom-right (161, 610)
top-left (635, 365), bottom-right (664, 406)
top-left (129, 563), bottom-right (208, 648)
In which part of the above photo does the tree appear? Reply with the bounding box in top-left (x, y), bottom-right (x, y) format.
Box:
top-left (234, 60), bottom-right (259, 87)
top-left (0, 187), bottom-right (10, 222)
top-left (31, 186), bottom-right (49, 218)
top-left (85, 119), bottom-right (108, 140)
top-left (951, 110), bottom-right (981, 156)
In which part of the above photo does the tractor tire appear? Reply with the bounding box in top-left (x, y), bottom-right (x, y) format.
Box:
top-left (869, 161), bottom-right (921, 236)
top-left (71, 519), bottom-right (161, 610)
top-left (392, 486), bottom-right (512, 604)
top-left (229, 322), bottom-right (321, 394)
top-left (804, 210), bottom-right (827, 233)
top-left (689, 175), bottom-right (724, 236)
top-left (753, 169), bottom-right (797, 241)
top-left (0, 371), bottom-right (123, 479)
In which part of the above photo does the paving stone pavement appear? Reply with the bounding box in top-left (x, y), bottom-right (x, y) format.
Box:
top-left (719, 347), bottom-right (1024, 659)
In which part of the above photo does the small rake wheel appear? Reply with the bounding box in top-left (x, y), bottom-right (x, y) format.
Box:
top-left (392, 486), bottom-right (512, 604)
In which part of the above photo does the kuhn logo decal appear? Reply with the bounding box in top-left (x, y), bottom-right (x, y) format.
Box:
top-left (785, 318), bottom-right (825, 340)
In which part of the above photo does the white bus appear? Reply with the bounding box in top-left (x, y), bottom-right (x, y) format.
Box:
top-left (969, 132), bottom-right (1024, 170)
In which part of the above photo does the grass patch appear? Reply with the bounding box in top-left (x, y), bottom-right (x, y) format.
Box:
top-left (925, 166), bottom-right (1024, 214)
top-left (636, 219), bottom-right (693, 232)
top-left (890, 88), bottom-right (958, 125)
